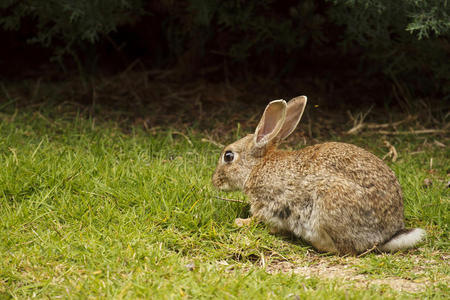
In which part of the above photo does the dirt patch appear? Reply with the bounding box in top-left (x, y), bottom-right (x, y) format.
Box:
top-left (268, 260), bottom-right (426, 293)
top-left (262, 252), bottom-right (449, 293)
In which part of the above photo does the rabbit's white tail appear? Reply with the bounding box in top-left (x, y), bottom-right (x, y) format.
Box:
top-left (379, 228), bottom-right (426, 252)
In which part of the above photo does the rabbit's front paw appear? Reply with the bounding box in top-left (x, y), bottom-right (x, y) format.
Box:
top-left (234, 217), bottom-right (253, 227)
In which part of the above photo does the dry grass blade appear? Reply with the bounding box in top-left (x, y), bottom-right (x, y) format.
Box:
top-left (172, 131), bottom-right (193, 146)
top-left (201, 138), bottom-right (224, 148)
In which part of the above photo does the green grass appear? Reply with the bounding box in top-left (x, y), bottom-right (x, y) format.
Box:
top-left (0, 104), bottom-right (448, 299)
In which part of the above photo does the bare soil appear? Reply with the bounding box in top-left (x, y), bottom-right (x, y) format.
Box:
top-left (263, 251), bottom-right (449, 293)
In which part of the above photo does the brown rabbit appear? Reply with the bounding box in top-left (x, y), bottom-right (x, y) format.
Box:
top-left (212, 96), bottom-right (425, 255)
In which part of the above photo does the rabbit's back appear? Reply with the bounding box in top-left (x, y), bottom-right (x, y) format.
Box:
top-left (296, 142), bottom-right (400, 190)
top-left (247, 142), bottom-right (402, 195)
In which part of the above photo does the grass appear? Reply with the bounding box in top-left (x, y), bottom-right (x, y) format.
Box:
top-left (0, 101), bottom-right (448, 299)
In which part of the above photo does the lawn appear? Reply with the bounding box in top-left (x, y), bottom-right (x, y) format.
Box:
top-left (0, 97), bottom-right (448, 299)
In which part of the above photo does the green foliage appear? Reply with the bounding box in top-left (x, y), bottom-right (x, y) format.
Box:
top-left (328, 0), bottom-right (450, 39)
top-left (406, 0), bottom-right (450, 39)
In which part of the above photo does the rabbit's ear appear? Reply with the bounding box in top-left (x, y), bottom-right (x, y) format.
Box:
top-left (254, 100), bottom-right (287, 148)
top-left (275, 96), bottom-right (307, 141)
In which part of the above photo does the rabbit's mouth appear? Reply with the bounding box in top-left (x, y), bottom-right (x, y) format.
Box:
top-left (216, 182), bottom-right (232, 191)
top-left (212, 172), bottom-right (231, 191)
top-left (212, 170), bottom-right (240, 191)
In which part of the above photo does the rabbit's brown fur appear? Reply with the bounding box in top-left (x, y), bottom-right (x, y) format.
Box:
top-left (212, 96), bottom-right (425, 255)
top-left (246, 142), bottom-right (404, 254)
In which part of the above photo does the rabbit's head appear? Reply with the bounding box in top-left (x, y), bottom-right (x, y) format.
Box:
top-left (212, 96), bottom-right (307, 191)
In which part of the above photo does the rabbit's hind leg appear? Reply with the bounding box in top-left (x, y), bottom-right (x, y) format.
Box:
top-left (307, 227), bottom-right (339, 254)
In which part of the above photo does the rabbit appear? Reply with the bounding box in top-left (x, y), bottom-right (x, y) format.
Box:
top-left (212, 96), bottom-right (426, 255)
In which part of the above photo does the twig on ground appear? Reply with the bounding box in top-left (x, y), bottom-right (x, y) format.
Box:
top-left (382, 140), bottom-right (398, 162)
top-left (433, 140), bottom-right (446, 147)
top-left (214, 196), bottom-right (246, 204)
top-left (366, 115), bottom-right (417, 129)
top-left (346, 114), bottom-right (416, 135)
top-left (357, 244), bottom-right (378, 257)
top-left (346, 123), bottom-right (364, 135)
top-left (372, 129), bottom-right (447, 135)
top-left (346, 107), bottom-right (373, 135)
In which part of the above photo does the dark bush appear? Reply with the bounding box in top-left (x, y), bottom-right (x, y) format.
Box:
top-left (0, 0), bottom-right (448, 97)
top-left (328, 0), bottom-right (450, 96)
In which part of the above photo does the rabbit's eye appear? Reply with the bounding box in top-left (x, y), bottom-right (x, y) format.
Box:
top-left (224, 150), bottom-right (235, 163)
